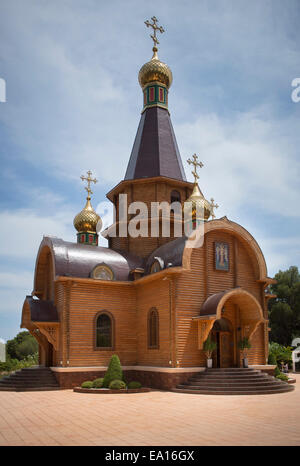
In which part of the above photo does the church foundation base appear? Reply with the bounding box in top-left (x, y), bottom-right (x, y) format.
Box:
top-left (50, 366), bottom-right (206, 390)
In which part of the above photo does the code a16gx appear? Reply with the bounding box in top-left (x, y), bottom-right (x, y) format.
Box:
top-left (149, 450), bottom-right (195, 461)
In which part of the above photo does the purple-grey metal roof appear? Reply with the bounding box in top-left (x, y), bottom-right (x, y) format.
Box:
top-left (125, 106), bottom-right (186, 181)
top-left (25, 295), bottom-right (59, 322)
top-left (37, 237), bottom-right (144, 282)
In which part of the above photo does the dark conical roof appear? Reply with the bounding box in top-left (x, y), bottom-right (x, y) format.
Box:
top-left (124, 106), bottom-right (186, 181)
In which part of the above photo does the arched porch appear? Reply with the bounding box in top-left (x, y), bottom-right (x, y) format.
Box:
top-left (21, 296), bottom-right (60, 367)
top-left (194, 288), bottom-right (266, 368)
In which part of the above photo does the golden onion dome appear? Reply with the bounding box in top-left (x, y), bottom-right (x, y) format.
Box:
top-left (73, 197), bottom-right (101, 233)
top-left (184, 183), bottom-right (212, 221)
top-left (138, 47), bottom-right (173, 89)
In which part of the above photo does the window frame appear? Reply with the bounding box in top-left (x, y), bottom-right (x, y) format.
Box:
top-left (148, 307), bottom-right (159, 349)
top-left (94, 311), bottom-right (115, 351)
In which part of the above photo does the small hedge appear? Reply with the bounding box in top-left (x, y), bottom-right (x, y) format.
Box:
top-left (81, 381), bottom-right (93, 389)
top-left (109, 379), bottom-right (126, 390)
top-left (276, 373), bottom-right (289, 382)
top-left (92, 378), bottom-right (104, 388)
top-left (128, 381), bottom-right (142, 389)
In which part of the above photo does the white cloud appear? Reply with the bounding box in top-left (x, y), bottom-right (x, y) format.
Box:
top-left (0, 208), bottom-right (74, 259)
top-left (177, 108), bottom-right (300, 220)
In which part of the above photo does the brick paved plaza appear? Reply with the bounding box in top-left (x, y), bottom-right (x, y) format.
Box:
top-left (0, 375), bottom-right (299, 446)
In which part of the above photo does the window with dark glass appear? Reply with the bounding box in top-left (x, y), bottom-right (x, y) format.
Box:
top-left (96, 313), bottom-right (112, 348)
top-left (148, 308), bottom-right (159, 349)
top-left (170, 190), bottom-right (181, 204)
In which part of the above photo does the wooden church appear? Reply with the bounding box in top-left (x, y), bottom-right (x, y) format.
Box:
top-left (20, 18), bottom-right (278, 391)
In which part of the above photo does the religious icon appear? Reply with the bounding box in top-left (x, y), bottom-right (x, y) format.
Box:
top-left (215, 242), bottom-right (229, 271)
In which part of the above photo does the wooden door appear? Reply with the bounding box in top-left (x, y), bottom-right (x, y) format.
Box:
top-left (220, 332), bottom-right (233, 368)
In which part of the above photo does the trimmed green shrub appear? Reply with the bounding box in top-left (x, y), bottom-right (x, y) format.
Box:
top-left (276, 373), bottom-right (289, 382)
top-left (274, 366), bottom-right (281, 377)
top-left (128, 381), bottom-right (142, 389)
top-left (81, 381), bottom-right (93, 389)
top-left (102, 355), bottom-right (123, 388)
top-left (92, 378), bottom-right (104, 388)
top-left (109, 379), bottom-right (126, 390)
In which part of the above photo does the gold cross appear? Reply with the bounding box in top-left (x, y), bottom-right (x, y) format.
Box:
top-left (187, 154), bottom-right (204, 184)
top-left (80, 170), bottom-right (98, 198)
top-left (210, 198), bottom-right (219, 219)
top-left (144, 16), bottom-right (164, 49)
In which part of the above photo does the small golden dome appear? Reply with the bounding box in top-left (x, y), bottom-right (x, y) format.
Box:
top-left (73, 198), bottom-right (101, 233)
top-left (138, 48), bottom-right (173, 89)
top-left (184, 184), bottom-right (212, 221)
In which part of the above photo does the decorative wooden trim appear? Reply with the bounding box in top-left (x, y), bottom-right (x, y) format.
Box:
top-left (37, 323), bottom-right (60, 351)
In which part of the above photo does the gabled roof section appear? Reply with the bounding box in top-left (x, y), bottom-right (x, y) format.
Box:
top-left (125, 106), bottom-right (186, 181)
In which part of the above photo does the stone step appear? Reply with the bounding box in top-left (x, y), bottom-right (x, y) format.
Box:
top-left (7, 374), bottom-right (57, 381)
top-left (177, 381), bottom-right (286, 391)
top-left (205, 367), bottom-right (259, 373)
top-left (0, 386), bottom-right (61, 392)
top-left (178, 380), bottom-right (283, 388)
top-left (172, 385), bottom-right (294, 395)
top-left (204, 370), bottom-right (260, 375)
top-left (191, 373), bottom-right (268, 380)
top-left (0, 367), bottom-right (60, 391)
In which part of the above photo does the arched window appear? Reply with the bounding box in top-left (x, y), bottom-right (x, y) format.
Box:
top-left (170, 190), bottom-right (181, 204)
top-left (148, 308), bottom-right (159, 349)
top-left (95, 312), bottom-right (113, 349)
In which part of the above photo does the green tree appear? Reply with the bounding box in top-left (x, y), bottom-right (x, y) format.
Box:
top-left (6, 331), bottom-right (38, 361)
top-left (268, 266), bottom-right (300, 345)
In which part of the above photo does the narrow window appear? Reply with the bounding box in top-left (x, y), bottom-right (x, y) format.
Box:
top-left (171, 190), bottom-right (181, 203)
top-left (148, 308), bottom-right (159, 349)
top-left (96, 313), bottom-right (113, 348)
top-left (159, 87), bottom-right (164, 102)
top-left (149, 87), bottom-right (155, 102)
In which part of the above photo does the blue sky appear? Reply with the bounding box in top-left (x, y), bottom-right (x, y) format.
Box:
top-left (0, 0), bottom-right (299, 341)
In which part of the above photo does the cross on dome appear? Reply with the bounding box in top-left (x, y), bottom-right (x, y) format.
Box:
top-left (80, 170), bottom-right (98, 199)
top-left (210, 198), bottom-right (219, 219)
top-left (187, 154), bottom-right (204, 184)
top-left (144, 16), bottom-right (165, 50)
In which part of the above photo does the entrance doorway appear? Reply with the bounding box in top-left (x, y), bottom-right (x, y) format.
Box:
top-left (211, 318), bottom-right (234, 368)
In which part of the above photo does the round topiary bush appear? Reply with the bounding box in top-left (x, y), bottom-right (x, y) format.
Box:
top-left (102, 355), bottom-right (123, 388)
top-left (127, 381), bottom-right (142, 389)
top-left (81, 381), bottom-right (93, 389)
top-left (109, 379), bottom-right (126, 390)
top-left (92, 378), bottom-right (104, 388)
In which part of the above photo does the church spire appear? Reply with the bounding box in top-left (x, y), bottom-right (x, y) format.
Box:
top-left (124, 17), bottom-right (185, 181)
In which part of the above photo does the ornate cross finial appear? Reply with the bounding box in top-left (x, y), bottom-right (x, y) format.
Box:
top-left (80, 170), bottom-right (98, 199)
top-left (144, 16), bottom-right (164, 50)
top-left (187, 154), bottom-right (204, 184)
top-left (210, 198), bottom-right (219, 219)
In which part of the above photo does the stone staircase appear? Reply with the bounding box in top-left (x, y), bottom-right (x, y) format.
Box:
top-left (0, 367), bottom-right (60, 391)
top-left (172, 368), bottom-right (295, 395)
